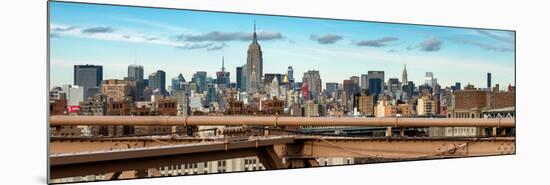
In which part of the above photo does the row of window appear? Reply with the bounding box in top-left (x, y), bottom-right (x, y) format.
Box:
top-left (244, 158), bottom-right (257, 165)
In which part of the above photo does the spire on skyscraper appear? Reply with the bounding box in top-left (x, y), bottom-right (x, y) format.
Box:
top-left (402, 64), bottom-right (408, 84)
top-left (222, 56), bottom-right (225, 73)
top-left (252, 20), bottom-right (258, 43)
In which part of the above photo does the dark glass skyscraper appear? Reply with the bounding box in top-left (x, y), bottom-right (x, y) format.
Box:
top-left (368, 78), bottom-right (382, 96)
top-left (487, 72), bottom-right (492, 90)
top-left (193, 71), bottom-right (207, 93)
top-left (171, 73), bottom-right (185, 92)
top-left (206, 84), bottom-right (217, 104)
top-left (148, 70), bottom-right (166, 95)
top-left (127, 64), bottom-right (144, 100)
top-left (451, 82), bottom-right (461, 92)
top-left (74, 64), bottom-right (102, 88)
top-left (287, 66), bottom-right (294, 83)
top-left (216, 56), bottom-right (230, 89)
top-left (326, 82), bottom-right (339, 98)
top-left (366, 71), bottom-right (384, 96)
top-left (403, 81), bottom-right (415, 100)
top-left (388, 78), bottom-right (399, 96)
top-left (127, 65), bottom-right (144, 82)
top-left (74, 64), bottom-right (103, 99)
top-left (236, 66), bottom-right (243, 90)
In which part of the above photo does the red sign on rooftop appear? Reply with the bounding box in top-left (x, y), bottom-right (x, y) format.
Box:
top-left (67, 106), bottom-right (80, 113)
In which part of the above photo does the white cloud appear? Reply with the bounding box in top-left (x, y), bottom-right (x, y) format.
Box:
top-left (50, 24), bottom-right (225, 51)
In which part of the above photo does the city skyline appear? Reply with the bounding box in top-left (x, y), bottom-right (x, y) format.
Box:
top-left (50, 2), bottom-right (515, 88)
top-left (47, 3), bottom-right (516, 183)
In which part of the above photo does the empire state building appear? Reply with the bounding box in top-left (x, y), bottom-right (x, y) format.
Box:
top-left (246, 22), bottom-right (263, 94)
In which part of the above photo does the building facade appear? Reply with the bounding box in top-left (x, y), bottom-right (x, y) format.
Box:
top-left (127, 65), bottom-right (145, 100)
top-left (74, 64), bottom-right (103, 89)
top-left (246, 23), bottom-right (263, 94)
top-left (302, 70), bottom-right (322, 99)
top-left (148, 70), bottom-right (167, 95)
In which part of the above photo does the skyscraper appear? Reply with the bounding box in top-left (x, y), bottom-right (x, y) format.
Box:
top-left (343, 79), bottom-right (357, 112)
top-left (326, 82), bottom-right (339, 98)
top-left (171, 73), bottom-right (185, 92)
top-left (246, 22), bottom-right (263, 94)
top-left (425, 72), bottom-right (435, 87)
top-left (487, 72), bottom-right (492, 90)
top-left (206, 84), bottom-right (217, 104)
top-left (74, 64), bottom-right (103, 88)
top-left (270, 77), bottom-right (280, 98)
top-left (388, 78), bottom-right (399, 97)
top-left (216, 56), bottom-right (230, 89)
top-left (264, 73), bottom-right (283, 85)
top-left (343, 80), bottom-right (358, 98)
top-left (402, 64), bottom-right (408, 88)
top-left (236, 66), bottom-right (243, 90)
top-left (361, 74), bottom-right (368, 90)
top-left (148, 70), bottom-right (166, 95)
top-left (366, 71), bottom-right (384, 96)
top-left (302, 70), bottom-right (322, 99)
top-left (193, 71), bottom-right (207, 93)
top-left (368, 78), bottom-right (383, 97)
top-left (287, 66), bottom-right (294, 83)
top-left (451, 82), bottom-right (462, 92)
top-left (418, 84), bottom-right (433, 95)
top-left (301, 82), bottom-right (309, 100)
top-left (403, 81), bottom-right (415, 100)
top-left (74, 64), bottom-right (103, 99)
top-left (127, 64), bottom-right (144, 100)
top-left (350, 76), bottom-right (360, 95)
top-left (127, 65), bottom-right (143, 82)
top-left (240, 65), bottom-right (247, 91)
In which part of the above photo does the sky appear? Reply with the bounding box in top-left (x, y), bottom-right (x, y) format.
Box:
top-left (49, 1), bottom-right (515, 90)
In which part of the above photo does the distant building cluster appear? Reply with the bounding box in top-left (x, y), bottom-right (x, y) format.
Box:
top-left (49, 22), bottom-right (515, 182)
top-left (50, 23), bottom-right (515, 138)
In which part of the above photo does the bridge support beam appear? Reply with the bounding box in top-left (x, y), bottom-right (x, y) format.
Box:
top-left (285, 158), bottom-right (319, 168)
top-left (256, 147), bottom-right (285, 169)
top-left (50, 137), bottom-right (294, 179)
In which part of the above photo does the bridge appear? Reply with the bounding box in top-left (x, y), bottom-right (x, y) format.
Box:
top-left (48, 116), bottom-right (515, 182)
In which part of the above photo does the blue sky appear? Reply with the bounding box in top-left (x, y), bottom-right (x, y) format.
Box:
top-left (49, 1), bottom-right (515, 89)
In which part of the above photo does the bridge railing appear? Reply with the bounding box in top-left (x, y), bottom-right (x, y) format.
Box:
top-left (49, 116), bottom-right (515, 128)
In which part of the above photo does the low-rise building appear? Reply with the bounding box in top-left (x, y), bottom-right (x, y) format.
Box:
top-left (304, 100), bottom-right (319, 117)
top-left (260, 97), bottom-right (285, 115)
top-left (417, 96), bottom-right (435, 116)
top-left (356, 92), bottom-right (374, 116)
